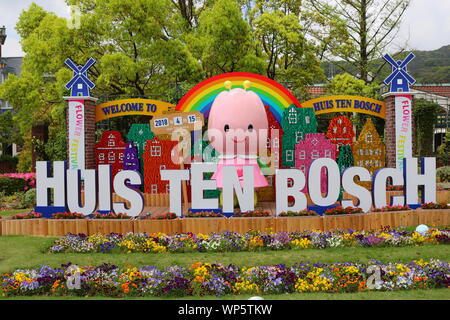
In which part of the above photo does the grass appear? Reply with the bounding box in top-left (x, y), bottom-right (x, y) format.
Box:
top-left (0, 235), bottom-right (449, 273)
top-left (0, 209), bottom-right (32, 219)
top-left (0, 235), bottom-right (448, 300)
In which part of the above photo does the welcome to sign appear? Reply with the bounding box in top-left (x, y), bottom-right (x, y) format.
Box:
top-left (302, 95), bottom-right (386, 119)
top-left (95, 98), bottom-right (175, 122)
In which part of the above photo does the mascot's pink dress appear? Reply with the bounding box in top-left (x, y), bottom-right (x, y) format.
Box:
top-left (208, 82), bottom-right (268, 188)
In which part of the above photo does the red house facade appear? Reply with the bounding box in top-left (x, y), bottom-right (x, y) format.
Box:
top-left (143, 137), bottom-right (179, 194)
top-left (95, 131), bottom-right (126, 179)
top-left (325, 116), bottom-right (355, 152)
top-left (294, 133), bottom-right (336, 193)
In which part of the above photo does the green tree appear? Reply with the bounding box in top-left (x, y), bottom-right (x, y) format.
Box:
top-left (326, 73), bottom-right (383, 135)
top-left (306, 0), bottom-right (411, 83)
top-left (0, 111), bottom-right (23, 154)
top-left (413, 99), bottom-right (440, 157)
top-left (250, 0), bottom-right (324, 85)
top-left (189, 0), bottom-right (265, 76)
top-left (437, 130), bottom-right (450, 166)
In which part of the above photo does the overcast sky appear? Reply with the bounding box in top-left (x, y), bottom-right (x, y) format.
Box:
top-left (1, 0), bottom-right (450, 57)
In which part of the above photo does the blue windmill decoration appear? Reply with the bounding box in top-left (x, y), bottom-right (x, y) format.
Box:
top-left (383, 53), bottom-right (416, 92)
top-left (65, 58), bottom-right (96, 97)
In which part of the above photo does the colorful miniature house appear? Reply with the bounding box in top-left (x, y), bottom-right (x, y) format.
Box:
top-left (143, 137), bottom-right (179, 194)
top-left (325, 116), bottom-right (355, 151)
top-left (265, 106), bottom-right (283, 172)
top-left (123, 141), bottom-right (140, 172)
top-left (294, 133), bottom-right (336, 193)
top-left (95, 131), bottom-right (126, 179)
top-left (281, 106), bottom-right (318, 168)
top-left (353, 118), bottom-right (385, 187)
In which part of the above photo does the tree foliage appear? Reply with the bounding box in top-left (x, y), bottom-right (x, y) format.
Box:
top-left (412, 99), bottom-right (440, 157)
top-left (306, 0), bottom-right (411, 83)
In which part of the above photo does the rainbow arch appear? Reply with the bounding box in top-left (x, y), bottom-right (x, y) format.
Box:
top-left (176, 72), bottom-right (302, 123)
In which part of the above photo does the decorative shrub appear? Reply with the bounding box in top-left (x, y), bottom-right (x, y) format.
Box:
top-left (279, 210), bottom-right (317, 217)
top-left (92, 212), bottom-right (131, 219)
top-left (151, 212), bottom-right (177, 220)
top-left (421, 202), bottom-right (450, 210)
top-left (186, 211), bottom-right (223, 218)
top-left (233, 210), bottom-right (271, 217)
top-left (372, 205), bottom-right (411, 212)
top-left (436, 166), bottom-right (450, 182)
top-left (324, 206), bottom-right (363, 215)
top-left (0, 176), bottom-right (28, 195)
top-left (0, 173), bottom-right (36, 191)
top-left (11, 212), bottom-right (42, 219)
top-left (52, 212), bottom-right (85, 219)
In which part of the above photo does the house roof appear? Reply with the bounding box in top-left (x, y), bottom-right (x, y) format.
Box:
top-left (411, 84), bottom-right (450, 98)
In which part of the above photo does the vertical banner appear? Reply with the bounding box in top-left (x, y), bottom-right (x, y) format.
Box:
top-left (68, 99), bottom-right (85, 170)
top-left (394, 95), bottom-right (413, 170)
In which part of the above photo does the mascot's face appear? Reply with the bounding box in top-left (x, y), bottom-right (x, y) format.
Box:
top-left (207, 88), bottom-right (268, 155)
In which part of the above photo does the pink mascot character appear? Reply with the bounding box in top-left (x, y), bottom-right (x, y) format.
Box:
top-left (208, 81), bottom-right (269, 206)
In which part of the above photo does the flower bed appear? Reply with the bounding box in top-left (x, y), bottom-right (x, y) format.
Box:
top-left (11, 212), bottom-right (42, 219)
top-left (372, 205), bottom-right (411, 212)
top-left (48, 228), bottom-right (450, 254)
top-left (92, 212), bottom-right (131, 219)
top-left (324, 206), bottom-right (363, 215)
top-left (52, 212), bottom-right (85, 219)
top-left (279, 209), bottom-right (317, 217)
top-left (185, 211), bottom-right (224, 218)
top-left (150, 213), bottom-right (177, 220)
top-left (1, 259), bottom-right (448, 297)
top-left (421, 203), bottom-right (450, 210)
top-left (233, 210), bottom-right (271, 217)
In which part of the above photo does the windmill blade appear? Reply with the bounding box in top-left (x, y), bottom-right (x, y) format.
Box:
top-left (80, 58), bottom-right (96, 74)
top-left (399, 69), bottom-right (416, 84)
top-left (80, 73), bottom-right (96, 89)
top-left (65, 58), bottom-right (79, 72)
top-left (65, 75), bottom-right (80, 89)
top-left (383, 70), bottom-right (399, 85)
top-left (383, 54), bottom-right (398, 67)
top-left (399, 53), bottom-right (415, 68)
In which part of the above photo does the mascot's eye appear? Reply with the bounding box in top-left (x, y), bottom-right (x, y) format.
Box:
top-left (248, 124), bottom-right (253, 132)
top-left (224, 124), bottom-right (230, 132)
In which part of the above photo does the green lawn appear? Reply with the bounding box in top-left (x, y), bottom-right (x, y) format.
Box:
top-left (0, 235), bottom-right (449, 300)
top-left (0, 209), bottom-right (32, 219)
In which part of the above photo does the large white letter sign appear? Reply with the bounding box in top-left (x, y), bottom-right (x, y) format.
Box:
top-left (97, 165), bottom-right (112, 213)
top-left (67, 169), bottom-right (97, 215)
top-left (160, 169), bottom-right (190, 216)
top-left (372, 168), bottom-right (404, 208)
top-left (308, 158), bottom-right (340, 206)
top-left (35, 161), bottom-right (67, 215)
top-left (341, 167), bottom-right (372, 212)
top-left (113, 170), bottom-right (144, 217)
top-left (191, 163), bottom-right (219, 210)
top-left (275, 169), bottom-right (307, 215)
top-left (222, 166), bottom-right (254, 213)
top-left (404, 157), bottom-right (436, 205)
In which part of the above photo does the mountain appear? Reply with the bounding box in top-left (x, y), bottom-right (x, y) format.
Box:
top-left (322, 45), bottom-right (450, 84)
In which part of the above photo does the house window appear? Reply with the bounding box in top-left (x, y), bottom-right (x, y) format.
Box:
top-left (311, 150), bottom-right (319, 159)
top-left (108, 140), bottom-right (115, 147)
top-left (99, 153), bottom-right (105, 161)
top-left (324, 150), bottom-right (332, 158)
top-left (151, 145), bottom-right (161, 157)
top-left (366, 132), bottom-right (373, 143)
top-left (298, 150), bottom-right (306, 160)
top-left (272, 137), bottom-right (279, 148)
top-left (295, 131), bottom-right (303, 143)
top-left (286, 150), bottom-right (294, 162)
top-left (151, 184), bottom-right (158, 193)
top-left (108, 152), bottom-right (115, 161)
top-left (118, 153), bottom-right (124, 161)
top-left (305, 116), bottom-right (310, 124)
top-left (288, 109), bottom-right (297, 124)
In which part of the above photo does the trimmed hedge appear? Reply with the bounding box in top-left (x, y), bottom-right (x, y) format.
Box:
top-left (0, 176), bottom-right (28, 195)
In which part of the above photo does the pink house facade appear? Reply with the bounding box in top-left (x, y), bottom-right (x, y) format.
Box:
top-left (294, 133), bottom-right (336, 193)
